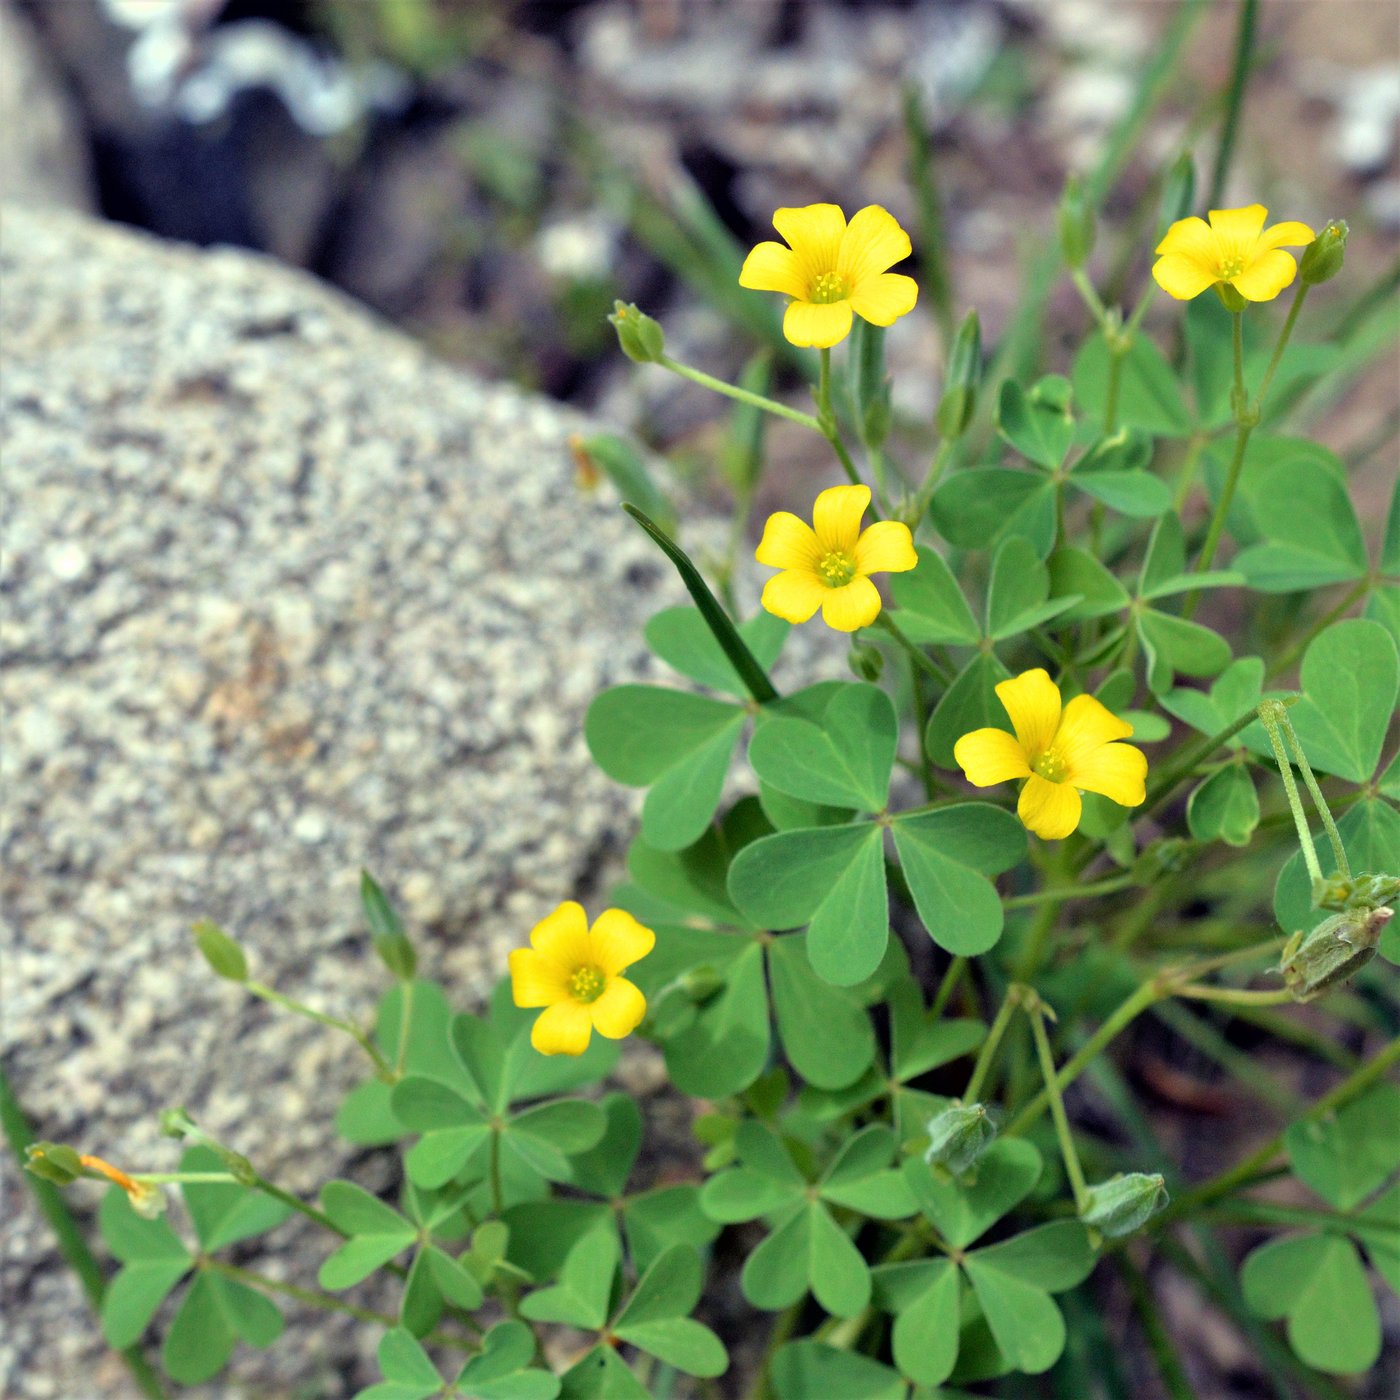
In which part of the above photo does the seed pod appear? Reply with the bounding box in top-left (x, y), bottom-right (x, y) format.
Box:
top-left (608, 301), bottom-right (666, 364)
top-left (26, 1142), bottom-right (84, 1185)
top-left (193, 920), bottom-right (248, 982)
top-left (925, 1102), bottom-right (997, 1178)
top-left (1058, 174), bottom-right (1096, 270)
top-left (848, 640), bottom-right (885, 682)
top-left (1299, 221), bottom-right (1348, 286)
top-left (1081, 1172), bottom-right (1169, 1238)
top-left (1281, 907), bottom-right (1391, 1002)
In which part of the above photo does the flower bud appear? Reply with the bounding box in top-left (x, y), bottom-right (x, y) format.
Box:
top-left (1058, 175), bottom-right (1096, 270)
top-left (1299, 221), bottom-right (1347, 286)
top-left (925, 1102), bottom-right (997, 1179)
top-left (26, 1142), bottom-right (83, 1185)
top-left (680, 965), bottom-right (725, 1005)
top-left (848, 640), bottom-right (884, 683)
top-left (1081, 1172), bottom-right (1168, 1239)
top-left (193, 920), bottom-right (247, 982)
top-left (936, 309), bottom-right (981, 439)
top-left (1281, 907), bottom-right (1391, 1001)
top-left (608, 301), bottom-right (666, 364)
top-left (1311, 870), bottom-right (1399, 913)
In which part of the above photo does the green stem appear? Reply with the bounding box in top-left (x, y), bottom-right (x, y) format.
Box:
top-left (1103, 346), bottom-right (1126, 435)
top-left (246, 982), bottom-right (395, 1081)
top-left (1028, 998), bottom-right (1090, 1212)
top-left (1004, 874), bottom-right (1133, 909)
top-left (1254, 281), bottom-right (1310, 411)
top-left (657, 354), bottom-right (821, 431)
top-left (930, 956), bottom-right (967, 1020)
top-left (1132, 704), bottom-right (1261, 822)
top-left (1117, 1254), bottom-right (1194, 1400)
top-left (1171, 432), bottom-right (1209, 512)
top-left (817, 348), bottom-right (870, 500)
top-left (1207, 0), bottom-right (1258, 207)
top-left (1277, 710), bottom-right (1352, 880)
top-left (1257, 701), bottom-right (1323, 887)
top-left (963, 985), bottom-right (1022, 1103)
top-left (489, 1126), bottom-right (504, 1218)
top-left (874, 610), bottom-right (952, 684)
top-left (251, 1173), bottom-right (349, 1240)
top-left (1171, 983), bottom-right (1294, 1007)
top-left (1070, 268), bottom-right (1111, 327)
top-left (911, 437), bottom-right (954, 525)
top-left (1265, 576), bottom-right (1372, 680)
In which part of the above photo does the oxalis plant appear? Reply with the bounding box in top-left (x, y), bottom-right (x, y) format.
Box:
top-left (18, 169), bottom-right (1400, 1400)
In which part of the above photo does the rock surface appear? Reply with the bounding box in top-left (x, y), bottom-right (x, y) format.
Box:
top-left (0, 205), bottom-right (691, 1397)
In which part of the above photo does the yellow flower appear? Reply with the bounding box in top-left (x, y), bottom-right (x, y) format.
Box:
top-left (509, 901), bottom-right (654, 1056)
top-left (739, 204), bottom-right (919, 348)
top-left (1152, 205), bottom-right (1315, 303)
top-left (756, 484), bottom-right (916, 632)
top-left (953, 669), bottom-right (1147, 840)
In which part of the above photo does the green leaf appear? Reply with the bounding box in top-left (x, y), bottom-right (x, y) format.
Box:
top-left (426, 1243), bottom-right (484, 1309)
top-left (614, 1316), bottom-right (728, 1378)
top-left (888, 987), bottom-right (985, 1083)
top-left (578, 434), bottom-right (675, 535)
top-left (400, 1247), bottom-right (445, 1337)
top-left (1138, 609), bottom-right (1231, 694)
top-left (645, 606), bottom-right (788, 698)
top-left (819, 1126), bottom-right (918, 1220)
top-left (808, 1202), bottom-right (872, 1317)
top-left (360, 1326), bottom-right (444, 1400)
top-left (661, 940), bottom-right (770, 1098)
top-left (318, 1183), bottom-right (416, 1289)
top-left (102, 1257), bottom-right (192, 1350)
top-left (624, 1186), bottom-right (720, 1275)
top-left (902, 1139), bottom-right (1042, 1248)
top-left (771, 1342), bottom-right (906, 1400)
top-left (1354, 1184), bottom-right (1400, 1295)
top-left (968, 1221), bottom-right (1096, 1293)
top-left (1138, 512), bottom-right (1187, 596)
top-left (768, 934), bottom-right (876, 1089)
top-left (502, 1201), bottom-right (613, 1283)
top-left (615, 1244), bottom-right (703, 1325)
top-left (1160, 657), bottom-right (1266, 749)
top-left (889, 546), bottom-right (981, 645)
top-left (963, 1256), bottom-right (1066, 1374)
top-left (559, 1346), bottom-right (652, 1400)
top-left (892, 805), bottom-right (1026, 956)
top-left (747, 683), bottom-right (897, 810)
top-left (1047, 547), bottom-right (1131, 621)
top-left (741, 1205), bottom-right (812, 1310)
top-left (162, 1270), bottom-right (282, 1384)
top-left (998, 377), bottom-right (1075, 467)
top-left (565, 1094), bottom-right (641, 1199)
top-left (728, 823), bottom-right (888, 986)
top-left (1285, 1082), bottom-right (1400, 1209)
top-left (985, 535), bottom-right (1075, 639)
top-left (890, 1257), bottom-right (960, 1385)
top-left (178, 1147), bottom-right (290, 1253)
top-left (585, 685), bottom-right (744, 850)
top-left (927, 652), bottom-right (1013, 769)
top-left (1241, 1233), bottom-right (1381, 1375)
top-left (1287, 619), bottom-right (1399, 782)
top-left (1186, 763), bottom-right (1259, 846)
top-left (453, 1320), bottom-right (558, 1400)
top-left (930, 470), bottom-right (1057, 557)
top-left (510, 1099), bottom-right (608, 1156)
top-left (1368, 584), bottom-right (1400, 649)
top-left (1070, 469), bottom-right (1171, 517)
top-left (361, 870), bottom-right (416, 980)
top-left (99, 1186), bottom-right (189, 1264)
top-left (1074, 333), bottom-right (1191, 436)
top-left (627, 830), bottom-right (746, 927)
top-left (520, 1228), bottom-right (618, 1330)
top-left (391, 1079), bottom-right (491, 1190)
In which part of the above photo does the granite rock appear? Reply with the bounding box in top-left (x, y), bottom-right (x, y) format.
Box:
top-left (0, 205), bottom-right (696, 1397)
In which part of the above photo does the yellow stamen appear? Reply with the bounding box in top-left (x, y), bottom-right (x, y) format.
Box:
top-left (568, 965), bottom-right (606, 1004)
top-left (1218, 256), bottom-right (1245, 279)
top-left (1032, 749), bottom-right (1069, 783)
top-left (817, 550), bottom-right (857, 587)
top-left (809, 271), bottom-right (851, 305)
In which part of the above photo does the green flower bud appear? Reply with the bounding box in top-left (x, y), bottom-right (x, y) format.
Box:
top-left (1058, 174), bottom-right (1096, 270)
top-left (1081, 1172), bottom-right (1169, 1239)
top-left (1312, 870), bottom-right (1400, 912)
top-left (608, 301), bottom-right (666, 364)
top-left (1299, 220), bottom-right (1348, 286)
top-left (848, 639), bottom-right (884, 682)
top-left (193, 920), bottom-right (247, 982)
top-left (925, 1103), bottom-right (997, 1178)
top-left (26, 1142), bottom-right (83, 1186)
top-left (360, 871), bottom-right (417, 981)
top-left (680, 965), bottom-right (725, 1005)
top-left (1281, 907), bottom-right (1391, 1001)
top-left (936, 309), bottom-right (981, 438)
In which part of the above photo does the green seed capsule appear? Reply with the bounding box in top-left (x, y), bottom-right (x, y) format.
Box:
top-left (1081, 1172), bottom-right (1169, 1238)
top-left (1281, 907), bottom-right (1390, 1001)
top-left (608, 301), bottom-right (666, 364)
top-left (925, 1102), bottom-right (997, 1178)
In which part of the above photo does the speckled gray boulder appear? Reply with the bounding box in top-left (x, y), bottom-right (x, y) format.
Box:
top-left (0, 205), bottom-right (697, 1397)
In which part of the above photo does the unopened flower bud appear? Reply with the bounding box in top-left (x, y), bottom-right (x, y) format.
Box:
top-left (848, 640), bottom-right (884, 683)
top-left (1081, 1172), bottom-right (1168, 1239)
top-left (1281, 907), bottom-right (1391, 1001)
top-left (193, 920), bottom-right (247, 982)
top-left (925, 1102), bottom-right (997, 1179)
top-left (1299, 221), bottom-right (1347, 286)
top-left (680, 966), bottom-right (725, 1005)
top-left (936, 309), bottom-right (982, 439)
top-left (1312, 870), bottom-right (1400, 913)
top-left (26, 1142), bottom-right (83, 1185)
top-left (609, 301), bottom-right (666, 364)
top-left (1058, 175), bottom-right (1096, 270)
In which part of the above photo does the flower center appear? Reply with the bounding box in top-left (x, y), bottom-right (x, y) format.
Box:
top-left (817, 550), bottom-right (857, 587)
top-left (1032, 748), bottom-right (1069, 783)
top-left (809, 271), bottom-right (851, 305)
top-left (1217, 255), bottom-right (1246, 280)
top-left (568, 965), bottom-right (606, 1003)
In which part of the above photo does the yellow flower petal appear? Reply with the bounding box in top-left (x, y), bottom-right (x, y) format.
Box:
top-left (587, 908), bottom-right (655, 978)
top-left (838, 205), bottom-right (912, 285)
top-left (773, 203), bottom-right (847, 285)
top-left (820, 576), bottom-right (882, 632)
top-left (1231, 249), bottom-right (1298, 302)
top-left (813, 484), bottom-right (870, 553)
top-left (762, 568), bottom-right (826, 624)
top-left (848, 272), bottom-right (919, 327)
top-left (853, 519), bottom-right (917, 576)
top-left (756, 511), bottom-right (821, 571)
top-left (530, 1000), bottom-right (594, 1056)
top-left (509, 948), bottom-right (569, 1008)
top-left (1055, 693), bottom-right (1134, 769)
top-left (953, 728), bottom-right (1032, 787)
top-left (783, 298), bottom-right (853, 348)
top-left (590, 977), bottom-right (647, 1040)
top-left (1208, 204), bottom-right (1268, 254)
top-left (994, 669), bottom-right (1062, 762)
top-left (1018, 774), bottom-right (1083, 840)
top-left (1152, 253), bottom-right (1218, 301)
top-left (1258, 220), bottom-right (1315, 251)
top-left (529, 900), bottom-right (591, 972)
top-left (739, 240), bottom-right (807, 297)
top-left (1070, 742), bottom-right (1148, 808)
top-left (1154, 215), bottom-right (1215, 260)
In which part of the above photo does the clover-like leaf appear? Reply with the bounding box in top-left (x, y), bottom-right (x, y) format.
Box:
top-left (645, 605), bottom-right (788, 697)
top-left (520, 1227), bottom-right (618, 1330)
top-left (1186, 762), bottom-right (1259, 847)
top-left (161, 1269), bottom-right (282, 1384)
top-left (931, 469), bottom-right (1057, 558)
top-left (1285, 1083), bottom-right (1400, 1210)
top-left (318, 1182), bottom-right (417, 1289)
top-left (613, 1246), bottom-right (728, 1378)
top-left (998, 376), bottom-right (1075, 468)
top-left (98, 1190), bottom-right (192, 1350)
top-left (768, 934), bottom-right (876, 1090)
top-left (902, 1139), bottom-right (1043, 1249)
top-left (889, 545), bottom-right (980, 645)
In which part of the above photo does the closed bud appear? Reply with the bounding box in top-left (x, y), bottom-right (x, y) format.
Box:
top-left (1281, 907), bottom-right (1390, 1001)
top-left (936, 310), bottom-right (982, 438)
top-left (1058, 174), bottom-right (1096, 269)
top-left (1312, 870), bottom-right (1400, 912)
top-left (193, 920), bottom-right (247, 982)
top-left (1081, 1172), bottom-right (1168, 1239)
top-left (608, 301), bottom-right (666, 364)
top-left (26, 1142), bottom-right (83, 1185)
top-left (1299, 221), bottom-right (1347, 286)
top-left (680, 965), bottom-right (725, 1005)
top-left (925, 1102), bottom-right (997, 1179)
top-left (360, 871), bottom-right (416, 981)
top-left (848, 640), bottom-right (884, 682)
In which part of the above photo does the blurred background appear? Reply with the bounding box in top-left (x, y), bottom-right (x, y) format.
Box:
top-left (5, 0), bottom-right (1398, 489)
